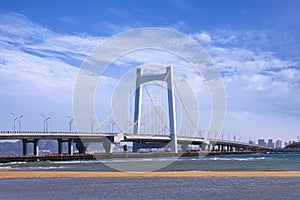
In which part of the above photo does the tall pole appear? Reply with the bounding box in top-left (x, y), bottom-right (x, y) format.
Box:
top-left (41, 114), bottom-right (50, 132)
top-left (11, 113), bottom-right (23, 131)
top-left (11, 113), bottom-right (16, 131)
top-left (68, 116), bottom-right (73, 132)
top-left (41, 114), bottom-right (45, 132)
top-left (112, 121), bottom-right (115, 133)
top-left (45, 117), bottom-right (50, 132)
top-left (91, 119), bottom-right (95, 133)
top-left (17, 120), bottom-right (21, 131)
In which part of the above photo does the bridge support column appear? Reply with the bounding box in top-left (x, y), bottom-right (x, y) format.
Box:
top-left (22, 139), bottom-right (39, 156)
top-left (68, 139), bottom-right (73, 155)
top-left (75, 140), bottom-right (87, 154)
top-left (58, 139), bottom-right (63, 154)
top-left (201, 141), bottom-right (211, 151)
top-left (132, 142), bottom-right (138, 153)
top-left (33, 139), bottom-right (39, 156)
top-left (103, 141), bottom-right (114, 154)
top-left (166, 67), bottom-right (178, 153)
top-left (211, 145), bottom-right (215, 151)
top-left (22, 139), bottom-right (28, 156)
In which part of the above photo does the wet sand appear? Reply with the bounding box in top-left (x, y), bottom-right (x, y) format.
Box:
top-left (1, 171), bottom-right (300, 178)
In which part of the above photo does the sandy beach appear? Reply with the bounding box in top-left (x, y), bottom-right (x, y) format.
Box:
top-left (1, 171), bottom-right (300, 179)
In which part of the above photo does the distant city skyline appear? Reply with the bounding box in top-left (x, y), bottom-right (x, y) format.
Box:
top-left (0, 1), bottom-right (300, 141)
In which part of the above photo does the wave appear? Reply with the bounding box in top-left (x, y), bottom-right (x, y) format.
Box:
top-left (22, 166), bottom-right (65, 170)
top-left (0, 161), bottom-right (27, 166)
top-left (100, 157), bottom-right (178, 163)
top-left (185, 156), bottom-right (269, 161)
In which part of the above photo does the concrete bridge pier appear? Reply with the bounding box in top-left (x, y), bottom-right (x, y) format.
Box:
top-left (132, 142), bottom-right (138, 153)
top-left (58, 139), bottom-right (74, 155)
top-left (22, 139), bottom-right (28, 156)
top-left (201, 141), bottom-right (211, 151)
top-left (58, 139), bottom-right (63, 154)
top-left (103, 141), bottom-right (114, 154)
top-left (102, 137), bottom-right (116, 154)
top-left (75, 140), bottom-right (90, 154)
top-left (22, 139), bottom-right (39, 156)
top-left (68, 139), bottom-right (73, 155)
top-left (33, 139), bottom-right (39, 155)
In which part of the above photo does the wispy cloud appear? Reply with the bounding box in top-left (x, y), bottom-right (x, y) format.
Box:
top-left (0, 12), bottom-right (103, 100)
top-left (0, 12), bottom-right (105, 130)
top-left (59, 15), bottom-right (78, 25)
top-left (1, 12), bottom-right (299, 140)
top-left (104, 8), bottom-right (132, 17)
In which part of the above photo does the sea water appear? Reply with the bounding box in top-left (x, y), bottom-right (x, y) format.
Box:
top-left (1, 177), bottom-right (300, 199)
top-left (1, 154), bottom-right (300, 199)
top-left (1, 153), bottom-right (300, 172)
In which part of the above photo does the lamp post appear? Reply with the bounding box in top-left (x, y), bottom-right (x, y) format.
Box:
top-left (41, 114), bottom-right (51, 132)
top-left (17, 119), bottom-right (21, 132)
top-left (91, 119), bottom-right (95, 133)
top-left (11, 113), bottom-right (23, 131)
top-left (68, 116), bottom-right (73, 132)
top-left (112, 121), bottom-right (116, 133)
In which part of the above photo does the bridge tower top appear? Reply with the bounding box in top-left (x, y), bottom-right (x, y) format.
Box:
top-left (133, 67), bottom-right (177, 153)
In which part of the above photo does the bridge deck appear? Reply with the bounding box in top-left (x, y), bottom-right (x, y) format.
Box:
top-left (0, 131), bottom-right (269, 151)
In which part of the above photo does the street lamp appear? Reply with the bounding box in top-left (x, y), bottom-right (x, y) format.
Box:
top-left (112, 121), bottom-right (116, 133)
top-left (90, 119), bottom-right (95, 133)
top-left (68, 116), bottom-right (73, 132)
top-left (11, 113), bottom-right (23, 131)
top-left (17, 120), bottom-right (21, 132)
top-left (41, 114), bottom-right (51, 132)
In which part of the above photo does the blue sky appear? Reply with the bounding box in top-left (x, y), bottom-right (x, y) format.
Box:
top-left (0, 0), bottom-right (300, 142)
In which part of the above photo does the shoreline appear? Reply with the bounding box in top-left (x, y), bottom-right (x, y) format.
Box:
top-left (1, 171), bottom-right (300, 179)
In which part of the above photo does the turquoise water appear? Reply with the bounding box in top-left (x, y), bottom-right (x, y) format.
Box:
top-left (1, 154), bottom-right (300, 199)
top-left (1, 153), bottom-right (300, 172)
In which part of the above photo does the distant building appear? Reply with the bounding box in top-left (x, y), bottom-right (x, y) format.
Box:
top-left (258, 139), bottom-right (266, 147)
top-left (284, 142), bottom-right (300, 150)
top-left (275, 140), bottom-right (282, 148)
top-left (284, 141), bottom-right (289, 147)
top-left (248, 140), bottom-right (255, 145)
top-left (267, 139), bottom-right (274, 148)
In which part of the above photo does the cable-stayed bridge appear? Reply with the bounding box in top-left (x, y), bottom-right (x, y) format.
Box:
top-left (0, 67), bottom-right (269, 157)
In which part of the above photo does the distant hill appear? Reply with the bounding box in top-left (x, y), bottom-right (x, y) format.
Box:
top-left (0, 140), bottom-right (22, 155)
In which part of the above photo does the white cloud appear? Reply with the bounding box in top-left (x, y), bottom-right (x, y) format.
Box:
top-left (194, 29), bottom-right (300, 141)
top-left (0, 12), bottom-right (104, 131)
top-left (193, 32), bottom-right (212, 44)
top-left (0, 12), bottom-right (104, 101)
top-left (0, 12), bottom-right (299, 141)
top-left (59, 16), bottom-right (78, 25)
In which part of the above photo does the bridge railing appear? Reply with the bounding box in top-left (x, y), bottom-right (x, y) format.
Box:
top-left (0, 131), bottom-right (118, 135)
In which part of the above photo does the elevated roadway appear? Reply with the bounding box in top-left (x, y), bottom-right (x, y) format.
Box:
top-left (0, 131), bottom-right (269, 156)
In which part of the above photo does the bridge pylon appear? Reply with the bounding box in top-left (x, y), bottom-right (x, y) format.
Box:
top-left (133, 67), bottom-right (178, 153)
